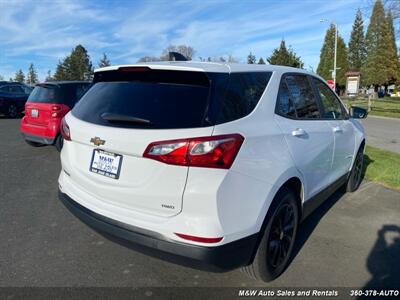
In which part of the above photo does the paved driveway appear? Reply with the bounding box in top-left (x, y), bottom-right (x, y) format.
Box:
top-left (361, 116), bottom-right (400, 153)
top-left (0, 118), bottom-right (399, 292)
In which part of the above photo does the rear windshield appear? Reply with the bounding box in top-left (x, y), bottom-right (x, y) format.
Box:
top-left (72, 69), bottom-right (271, 129)
top-left (28, 83), bottom-right (90, 107)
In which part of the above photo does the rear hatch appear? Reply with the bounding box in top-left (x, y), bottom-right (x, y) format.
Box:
top-left (64, 67), bottom-right (225, 217)
top-left (25, 83), bottom-right (75, 126)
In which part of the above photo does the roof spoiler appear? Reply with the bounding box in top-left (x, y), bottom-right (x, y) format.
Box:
top-left (168, 52), bottom-right (188, 61)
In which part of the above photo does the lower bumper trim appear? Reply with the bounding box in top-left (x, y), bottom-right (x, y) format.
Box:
top-left (58, 190), bottom-right (259, 272)
top-left (22, 133), bottom-right (54, 145)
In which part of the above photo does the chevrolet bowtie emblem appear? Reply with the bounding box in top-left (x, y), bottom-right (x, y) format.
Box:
top-left (90, 137), bottom-right (105, 146)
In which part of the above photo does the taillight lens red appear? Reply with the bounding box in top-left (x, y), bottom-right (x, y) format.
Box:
top-left (60, 118), bottom-right (71, 141)
top-left (51, 105), bottom-right (62, 118)
top-left (143, 134), bottom-right (244, 169)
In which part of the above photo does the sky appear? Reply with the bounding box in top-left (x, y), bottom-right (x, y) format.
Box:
top-left (0, 0), bottom-right (396, 81)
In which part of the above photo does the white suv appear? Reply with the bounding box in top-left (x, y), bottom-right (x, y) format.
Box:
top-left (58, 62), bottom-right (366, 282)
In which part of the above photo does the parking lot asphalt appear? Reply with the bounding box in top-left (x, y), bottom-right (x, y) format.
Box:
top-left (361, 116), bottom-right (400, 153)
top-left (0, 117), bottom-right (399, 290)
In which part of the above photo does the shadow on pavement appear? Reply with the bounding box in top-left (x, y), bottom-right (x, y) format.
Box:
top-left (361, 225), bottom-right (400, 290)
top-left (290, 153), bottom-right (374, 268)
top-left (290, 189), bottom-right (344, 264)
top-left (0, 114), bottom-right (23, 119)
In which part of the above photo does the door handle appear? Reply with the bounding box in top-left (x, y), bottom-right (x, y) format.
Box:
top-left (332, 126), bottom-right (343, 133)
top-left (291, 128), bottom-right (306, 137)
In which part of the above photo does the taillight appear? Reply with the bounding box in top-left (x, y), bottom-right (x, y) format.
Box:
top-left (60, 118), bottom-right (71, 141)
top-left (51, 105), bottom-right (62, 118)
top-left (143, 134), bottom-right (244, 169)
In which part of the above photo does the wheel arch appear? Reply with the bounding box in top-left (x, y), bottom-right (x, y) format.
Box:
top-left (247, 176), bottom-right (304, 265)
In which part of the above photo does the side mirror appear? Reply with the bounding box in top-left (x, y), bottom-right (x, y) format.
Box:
top-left (350, 106), bottom-right (368, 119)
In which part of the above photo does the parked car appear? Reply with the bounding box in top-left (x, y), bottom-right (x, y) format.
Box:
top-left (58, 63), bottom-right (367, 282)
top-left (20, 81), bottom-right (91, 151)
top-left (0, 82), bottom-right (33, 117)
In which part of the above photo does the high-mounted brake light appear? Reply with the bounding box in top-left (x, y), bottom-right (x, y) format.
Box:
top-left (60, 117), bottom-right (71, 141)
top-left (143, 134), bottom-right (244, 169)
top-left (118, 67), bottom-right (150, 72)
top-left (174, 233), bottom-right (223, 243)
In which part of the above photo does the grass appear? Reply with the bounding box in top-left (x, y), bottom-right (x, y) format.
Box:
top-left (343, 96), bottom-right (400, 118)
top-left (363, 145), bottom-right (400, 190)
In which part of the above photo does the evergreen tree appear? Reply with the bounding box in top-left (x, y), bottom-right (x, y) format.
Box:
top-left (267, 40), bottom-right (304, 68)
top-left (54, 59), bottom-right (67, 81)
top-left (247, 51), bottom-right (256, 64)
top-left (316, 25), bottom-right (348, 86)
top-left (383, 12), bottom-right (400, 83)
top-left (45, 70), bottom-right (54, 82)
top-left (26, 63), bottom-right (38, 85)
top-left (53, 45), bottom-right (93, 81)
top-left (348, 9), bottom-right (366, 71)
top-left (362, 0), bottom-right (388, 86)
top-left (0, 75), bottom-right (3, 80)
top-left (14, 69), bottom-right (25, 83)
top-left (258, 57), bottom-right (266, 64)
top-left (98, 53), bottom-right (111, 68)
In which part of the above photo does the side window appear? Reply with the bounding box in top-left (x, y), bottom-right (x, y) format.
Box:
top-left (313, 78), bottom-right (343, 119)
top-left (0, 86), bottom-right (9, 92)
top-left (9, 85), bottom-right (24, 94)
top-left (285, 75), bottom-right (320, 119)
top-left (276, 81), bottom-right (296, 118)
top-left (217, 72), bottom-right (271, 123)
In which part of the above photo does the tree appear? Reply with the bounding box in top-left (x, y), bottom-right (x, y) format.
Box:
top-left (247, 52), bottom-right (256, 64)
top-left (316, 25), bottom-right (348, 86)
top-left (54, 60), bottom-right (67, 80)
top-left (267, 40), bottom-right (304, 68)
top-left (0, 75), bottom-right (4, 80)
top-left (53, 45), bottom-right (93, 80)
top-left (362, 0), bottom-right (399, 86)
top-left (348, 9), bottom-right (367, 71)
top-left (258, 57), bottom-right (266, 64)
top-left (14, 69), bottom-right (25, 83)
top-left (45, 70), bottom-right (54, 82)
top-left (383, 12), bottom-right (400, 83)
top-left (98, 53), bottom-right (111, 68)
top-left (26, 63), bottom-right (38, 85)
top-left (137, 56), bottom-right (160, 62)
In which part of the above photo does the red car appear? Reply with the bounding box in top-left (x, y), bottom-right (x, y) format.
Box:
top-left (20, 81), bottom-right (91, 151)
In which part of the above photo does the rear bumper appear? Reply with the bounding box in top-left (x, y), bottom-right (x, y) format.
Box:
top-left (58, 190), bottom-right (259, 272)
top-left (21, 132), bottom-right (54, 144)
top-left (20, 116), bottom-right (59, 142)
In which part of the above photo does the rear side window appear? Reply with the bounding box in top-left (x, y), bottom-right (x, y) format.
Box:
top-left (216, 72), bottom-right (271, 124)
top-left (284, 75), bottom-right (320, 119)
top-left (313, 78), bottom-right (343, 119)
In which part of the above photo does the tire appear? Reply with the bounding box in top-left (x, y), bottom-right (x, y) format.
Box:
top-left (54, 135), bottom-right (63, 152)
top-left (7, 104), bottom-right (17, 118)
top-left (344, 146), bottom-right (364, 192)
top-left (242, 187), bottom-right (299, 282)
top-left (25, 140), bottom-right (43, 147)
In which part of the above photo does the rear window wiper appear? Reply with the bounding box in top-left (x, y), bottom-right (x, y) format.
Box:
top-left (100, 113), bottom-right (152, 125)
